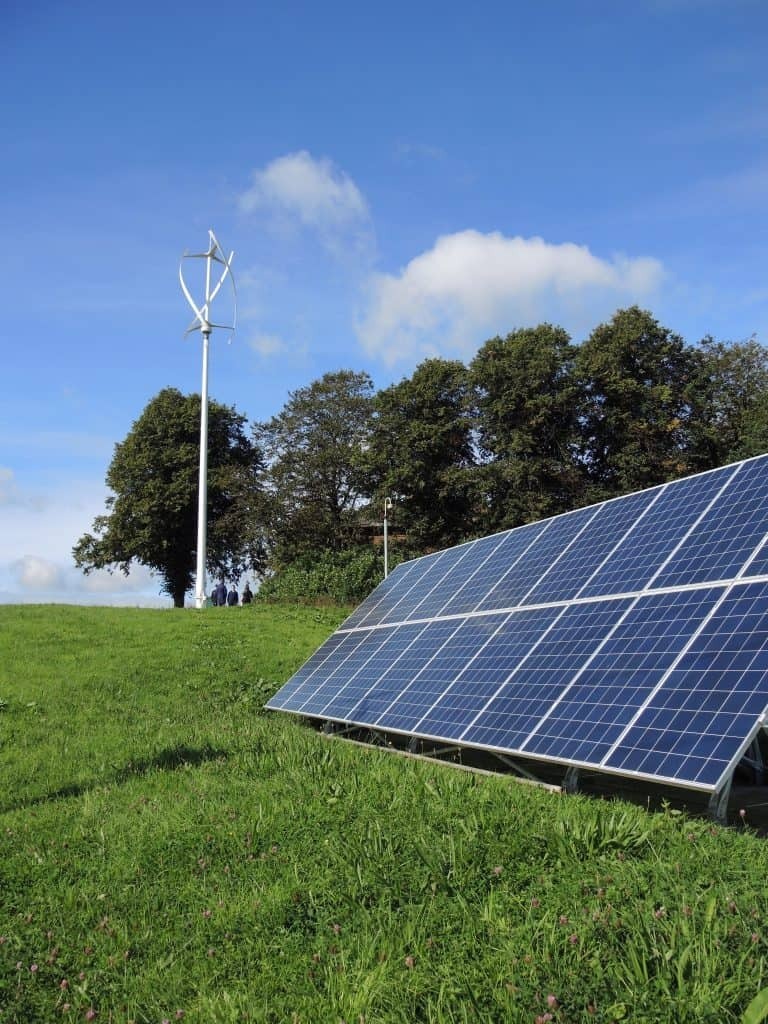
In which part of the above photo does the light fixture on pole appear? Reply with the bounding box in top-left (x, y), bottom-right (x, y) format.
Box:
top-left (383, 496), bottom-right (393, 578)
top-left (179, 230), bottom-right (236, 609)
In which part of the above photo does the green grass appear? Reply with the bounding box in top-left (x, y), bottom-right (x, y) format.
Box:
top-left (1, 604), bottom-right (768, 1024)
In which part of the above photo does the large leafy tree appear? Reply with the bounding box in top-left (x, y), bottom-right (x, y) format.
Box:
top-left (363, 358), bottom-right (475, 552)
top-left (574, 306), bottom-right (696, 497)
top-left (73, 388), bottom-right (265, 607)
top-left (471, 325), bottom-right (584, 530)
top-left (686, 335), bottom-right (768, 468)
top-left (255, 369), bottom-right (374, 562)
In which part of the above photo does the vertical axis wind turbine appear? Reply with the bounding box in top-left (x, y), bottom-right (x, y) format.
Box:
top-left (179, 230), bottom-right (236, 609)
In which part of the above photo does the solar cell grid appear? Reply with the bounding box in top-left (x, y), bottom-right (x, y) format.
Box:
top-left (414, 605), bottom-right (562, 739)
top-left (524, 487), bottom-right (659, 605)
top-left (340, 559), bottom-right (419, 630)
top-left (348, 618), bottom-right (465, 724)
top-left (359, 544), bottom-right (473, 627)
top-left (437, 520), bottom-right (548, 617)
top-left (374, 616), bottom-right (505, 734)
top-left (604, 581), bottom-right (768, 788)
top-left (294, 628), bottom-right (394, 718)
top-left (579, 464), bottom-right (737, 598)
top-left (461, 598), bottom-right (633, 751)
top-left (267, 454), bottom-right (768, 796)
top-left (410, 533), bottom-right (509, 621)
top-left (354, 549), bottom-right (450, 628)
top-left (522, 587), bottom-right (722, 765)
top-left (266, 631), bottom-right (365, 713)
top-left (476, 503), bottom-right (600, 612)
top-left (320, 622), bottom-right (427, 721)
top-left (655, 459), bottom-right (768, 588)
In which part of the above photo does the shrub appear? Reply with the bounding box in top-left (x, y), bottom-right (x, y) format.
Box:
top-left (256, 546), bottom-right (403, 605)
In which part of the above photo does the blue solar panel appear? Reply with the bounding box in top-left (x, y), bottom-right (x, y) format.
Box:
top-left (654, 459), bottom-right (768, 589)
top-left (412, 605), bottom-right (564, 739)
top-left (604, 581), bottom-right (768, 789)
top-left (460, 598), bottom-right (633, 751)
top-left (341, 559), bottom-right (421, 629)
top-left (579, 463), bottom-right (738, 598)
top-left (321, 621), bottom-right (428, 721)
top-left (437, 520), bottom-right (548, 617)
top-left (523, 488), bottom-right (660, 605)
top-left (521, 587), bottom-right (723, 765)
top-left (476, 504), bottom-right (600, 612)
top-left (271, 630), bottom-right (375, 714)
top-left (266, 454), bottom-right (768, 796)
top-left (408, 533), bottom-right (511, 622)
top-left (357, 545), bottom-right (472, 627)
top-left (372, 614), bottom-right (510, 734)
top-left (342, 618), bottom-right (467, 723)
top-left (296, 626), bottom-right (401, 718)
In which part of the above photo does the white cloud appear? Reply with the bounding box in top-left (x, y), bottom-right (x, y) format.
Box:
top-left (247, 332), bottom-right (287, 357)
top-left (240, 151), bottom-right (370, 235)
top-left (13, 555), bottom-right (64, 590)
top-left (356, 230), bottom-right (665, 364)
top-left (0, 476), bottom-right (169, 606)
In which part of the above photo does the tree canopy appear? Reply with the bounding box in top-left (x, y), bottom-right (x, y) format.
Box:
top-left (364, 358), bottom-right (475, 551)
top-left (75, 310), bottom-right (768, 606)
top-left (574, 307), bottom-right (695, 497)
top-left (255, 370), bottom-right (374, 564)
top-left (471, 325), bottom-right (584, 529)
top-left (73, 388), bottom-right (265, 607)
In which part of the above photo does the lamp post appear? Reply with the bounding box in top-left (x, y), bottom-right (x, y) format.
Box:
top-left (383, 497), bottom-right (393, 578)
top-left (179, 230), bottom-right (236, 609)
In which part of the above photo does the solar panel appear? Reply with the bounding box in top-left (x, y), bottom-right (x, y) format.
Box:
top-left (267, 454), bottom-right (768, 798)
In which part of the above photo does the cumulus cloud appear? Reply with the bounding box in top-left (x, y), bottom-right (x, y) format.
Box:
top-left (240, 151), bottom-right (370, 240)
top-left (356, 230), bottom-right (665, 364)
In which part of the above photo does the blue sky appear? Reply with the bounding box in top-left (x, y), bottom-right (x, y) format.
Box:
top-left (2, 0), bottom-right (767, 606)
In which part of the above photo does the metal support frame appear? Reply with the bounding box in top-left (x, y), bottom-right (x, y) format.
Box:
top-left (708, 775), bottom-right (733, 824)
top-left (563, 766), bottom-right (580, 793)
top-left (493, 751), bottom-right (547, 784)
top-left (740, 737), bottom-right (765, 785)
top-left (321, 721), bottom-right (361, 739)
top-left (427, 744), bottom-right (461, 759)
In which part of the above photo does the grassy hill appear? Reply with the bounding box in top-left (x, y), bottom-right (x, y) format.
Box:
top-left (1, 604), bottom-right (768, 1024)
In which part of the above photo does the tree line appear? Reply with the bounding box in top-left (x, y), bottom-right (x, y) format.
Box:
top-left (75, 307), bottom-right (768, 606)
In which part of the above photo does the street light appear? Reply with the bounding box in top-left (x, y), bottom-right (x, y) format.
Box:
top-left (383, 497), bottom-right (393, 578)
top-left (179, 230), bottom-right (236, 609)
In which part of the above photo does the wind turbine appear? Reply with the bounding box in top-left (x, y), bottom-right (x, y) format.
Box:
top-left (179, 230), bottom-right (236, 609)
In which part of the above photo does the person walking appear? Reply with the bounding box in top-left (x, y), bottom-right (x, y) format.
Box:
top-left (214, 580), bottom-right (227, 607)
top-left (241, 582), bottom-right (253, 605)
top-left (226, 585), bottom-right (239, 607)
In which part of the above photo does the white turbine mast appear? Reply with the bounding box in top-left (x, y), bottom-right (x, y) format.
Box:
top-left (179, 230), bottom-right (236, 609)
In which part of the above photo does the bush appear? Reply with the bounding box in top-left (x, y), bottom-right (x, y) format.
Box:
top-left (257, 547), bottom-right (403, 605)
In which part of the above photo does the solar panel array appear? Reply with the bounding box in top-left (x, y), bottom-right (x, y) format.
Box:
top-left (267, 455), bottom-right (768, 794)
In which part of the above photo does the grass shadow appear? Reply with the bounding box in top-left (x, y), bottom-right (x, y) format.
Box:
top-left (2, 743), bottom-right (228, 814)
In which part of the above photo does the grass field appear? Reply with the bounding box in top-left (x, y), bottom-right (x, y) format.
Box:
top-left (2, 604), bottom-right (768, 1024)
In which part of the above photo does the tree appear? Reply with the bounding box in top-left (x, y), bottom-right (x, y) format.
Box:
top-left (686, 335), bottom-right (768, 468)
top-left (574, 306), bottom-right (696, 497)
top-left (255, 370), bottom-right (374, 563)
top-left (363, 358), bottom-right (476, 552)
top-left (470, 324), bottom-right (584, 530)
top-left (73, 388), bottom-right (265, 607)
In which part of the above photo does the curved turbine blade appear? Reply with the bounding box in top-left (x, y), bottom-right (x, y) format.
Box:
top-left (179, 260), bottom-right (207, 327)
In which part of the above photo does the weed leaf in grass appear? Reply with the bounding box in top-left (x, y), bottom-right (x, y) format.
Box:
top-left (743, 988), bottom-right (768, 1024)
